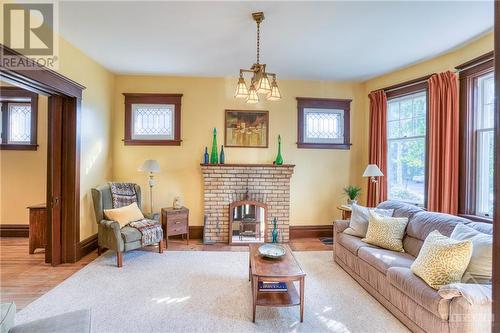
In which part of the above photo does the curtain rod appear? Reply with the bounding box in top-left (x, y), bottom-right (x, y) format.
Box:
top-left (371, 74), bottom-right (434, 95)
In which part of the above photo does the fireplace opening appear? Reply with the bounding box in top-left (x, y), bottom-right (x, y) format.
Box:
top-left (229, 200), bottom-right (267, 244)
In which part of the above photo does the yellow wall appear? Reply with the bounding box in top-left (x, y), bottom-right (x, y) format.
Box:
top-left (113, 76), bottom-right (368, 226)
top-left (57, 39), bottom-right (115, 240)
top-left (0, 94), bottom-right (48, 225)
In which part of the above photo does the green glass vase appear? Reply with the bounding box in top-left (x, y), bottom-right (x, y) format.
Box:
top-left (274, 135), bottom-right (283, 165)
top-left (210, 128), bottom-right (218, 164)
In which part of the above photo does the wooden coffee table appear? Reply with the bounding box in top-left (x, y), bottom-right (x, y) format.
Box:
top-left (248, 244), bottom-right (306, 322)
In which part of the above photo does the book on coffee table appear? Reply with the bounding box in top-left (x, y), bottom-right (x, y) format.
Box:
top-left (258, 281), bottom-right (288, 292)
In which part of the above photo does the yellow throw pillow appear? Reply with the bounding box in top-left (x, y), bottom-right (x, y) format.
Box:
top-left (104, 202), bottom-right (144, 228)
top-left (411, 230), bottom-right (473, 289)
top-left (362, 211), bottom-right (408, 252)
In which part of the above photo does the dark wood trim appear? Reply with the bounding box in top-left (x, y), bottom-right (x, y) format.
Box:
top-left (375, 74), bottom-right (434, 94)
top-left (224, 110), bottom-right (269, 148)
top-left (1, 43), bottom-right (83, 266)
top-left (77, 234), bottom-right (98, 260)
top-left (0, 143), bottom-right (38, 150)
top-left (456, 51), bottom-right (494, 71)
top-left (0, 44), bottom-right (85, 98)
top-left (200, 163), bottom-right (295, 168)
top-left (123, 93), bottom-right (182, 146)
top-left (290, 225), bottom-right (333, 239)
top-left (458, 51), bottom-right (494, 220)
top-left (296, 97), bottom-right (352, 150)
top-left (458, 214), bottom-right (493, 224)
top-left (492, 3), bottom-right (500, 331)
top-left (0, 87), bottom-right (38, 150)
top-left (0, 224), bottom-right (29, 237)
top-left (385, 81), bottom-right (428, 100)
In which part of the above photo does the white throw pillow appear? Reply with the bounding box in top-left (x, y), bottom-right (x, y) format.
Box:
top-left (450, 223), bottom-right (492, 283)
top-left (343, 203), bottom-right (394, 238)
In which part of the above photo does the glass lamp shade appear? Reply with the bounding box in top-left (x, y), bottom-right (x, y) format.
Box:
top-left (246, 85), bottom-right (259, 104)
top-left (257, 75), bottom-right (271, 94)
top-left (267, 81), bottom-right (281, 101)
top-left (362, 164), bottom-right (384, 177)
top-left (138, 159), bottom-right (160, 173)
top-left (234, 77), bottom-right (249, 98)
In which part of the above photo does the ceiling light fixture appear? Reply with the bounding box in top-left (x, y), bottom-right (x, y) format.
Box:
top-left (234, 12), bottom-right (281, 103)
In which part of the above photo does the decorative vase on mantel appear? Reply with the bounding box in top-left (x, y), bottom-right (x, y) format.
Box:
top-left (220, 145), bottom-right (225, 164)
top-left (210, 128), bottom-right (218, 164)
top-left (271, 217), bottom-right (279, 243)
top-left (274, 135), bottom-right (283, 165)
top-left (203, 147), bottom-right (209, 164)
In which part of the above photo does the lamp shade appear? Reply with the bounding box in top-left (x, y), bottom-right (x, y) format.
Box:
top-left (363, 164), bottom-right (383, 177)
top-left (257, 75), bottom-right (271, 94)
top-left (234, 77), bottom-right (249, 98)
top-left (267, 80), bottom-right (281, 101)
top-left (139, 159), bottom-right (160, 173)
top-left (246, 84), bottom-right (259, 104)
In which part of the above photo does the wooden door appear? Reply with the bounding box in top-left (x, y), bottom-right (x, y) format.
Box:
top-left (46, 95), bottom-right (63, 266)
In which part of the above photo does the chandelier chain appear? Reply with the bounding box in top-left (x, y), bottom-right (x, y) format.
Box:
top-left (256, 21), bottom-right (260, 64)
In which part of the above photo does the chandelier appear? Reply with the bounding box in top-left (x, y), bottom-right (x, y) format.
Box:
top-left (234, 12), bottom-right (281, 103)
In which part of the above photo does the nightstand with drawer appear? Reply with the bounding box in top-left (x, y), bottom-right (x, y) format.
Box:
top-left (161, 207), bottom-right (189, 248)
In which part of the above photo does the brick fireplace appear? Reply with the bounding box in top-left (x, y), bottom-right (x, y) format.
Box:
top-left (201, 164), bottom-right (295, 243)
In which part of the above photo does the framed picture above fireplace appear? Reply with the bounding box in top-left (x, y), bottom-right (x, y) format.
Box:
top-left (224, 110), bottom-right (269, 148)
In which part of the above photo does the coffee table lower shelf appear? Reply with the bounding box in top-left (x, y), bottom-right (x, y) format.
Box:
top-left (256, 282), bottom-right (300, 307)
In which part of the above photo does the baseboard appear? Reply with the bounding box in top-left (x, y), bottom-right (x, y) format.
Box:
top-left (0, 224), bottom-right (29, 237)
top-left (77, 234), bottom-right (98, 260)
top-left (290, 225), bottom-right (333, 239)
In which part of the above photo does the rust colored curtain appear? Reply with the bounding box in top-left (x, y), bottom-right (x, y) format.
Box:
top-left (427, 71), bottom-right (459, 214)
top-left (367, 90), bottom-right (388, 207)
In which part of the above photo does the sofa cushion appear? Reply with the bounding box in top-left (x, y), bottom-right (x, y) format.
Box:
top-left (387, 267), bottom-right (450, 320)
top-left (1, 302), bottom-right (16, 333)
top-left (10, 309), bottom-right (91, 333)
top-left (358, 247), bottom-right (415, 275)
top-left (404, 211), bottom-right (471, 257)
top-left (120, 226), bottom-right (142, 243)
top-left (336, 232), bottom-right (373, 255)
top-left (450, 223), bottom-right (492, 283)
top-left (411, 231), bottom-right (473, 289)
top-left (362, 212), bottom-right (408, 252)
top-left (343, 203), bottom-right (394, 237)
top-left (377, 200), bottom-right (423, 219)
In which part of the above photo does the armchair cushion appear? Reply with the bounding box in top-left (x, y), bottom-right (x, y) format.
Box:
top-left (120, 226), bottom-right (142, 243)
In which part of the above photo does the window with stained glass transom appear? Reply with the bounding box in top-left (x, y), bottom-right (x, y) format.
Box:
top-left (132, 104), bottom-right (174, 140)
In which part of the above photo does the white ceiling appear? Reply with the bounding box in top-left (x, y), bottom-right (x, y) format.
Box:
top-left (59, 1), bottom-right (493, 81)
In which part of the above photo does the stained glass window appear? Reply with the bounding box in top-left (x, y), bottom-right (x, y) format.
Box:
top-left (8, 103), bottom-right (32, 143)
top-left (131, 104), bottom-right (174, 140)
top-left (303, 108), bottom-right (344, 144)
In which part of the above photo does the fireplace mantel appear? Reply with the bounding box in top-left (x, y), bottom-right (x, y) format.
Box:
top-left (200, 163), bottom-right (295, 168)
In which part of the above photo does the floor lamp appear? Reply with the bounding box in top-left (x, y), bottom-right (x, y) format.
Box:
top-left (363, 164), bottom-right (384, 204)
top-left (139, 159), bottom-right (160, 216)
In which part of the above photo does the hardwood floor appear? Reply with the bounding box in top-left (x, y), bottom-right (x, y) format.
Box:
top-left (0, 237), bottom-right (331, 310)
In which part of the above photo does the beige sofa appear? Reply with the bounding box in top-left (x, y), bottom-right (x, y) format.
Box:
top-left (334, 201), bottom-right (492, 333)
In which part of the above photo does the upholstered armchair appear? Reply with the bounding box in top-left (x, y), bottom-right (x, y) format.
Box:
top-left (91, 183), bottom-right (164, 267)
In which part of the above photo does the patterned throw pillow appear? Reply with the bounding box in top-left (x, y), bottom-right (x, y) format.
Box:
top-left (362, 211), bottom-right (408, 252)
top-left (411, 230), bottom-right (473, 289)
top-left (343, 203), bottom-right (394, 238)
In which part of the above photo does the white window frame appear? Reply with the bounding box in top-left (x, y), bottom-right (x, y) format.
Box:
top-left (386, 90), bottom-right (427, 206)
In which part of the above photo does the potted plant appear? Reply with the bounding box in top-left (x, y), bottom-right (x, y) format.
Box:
top-left (343, 185), bottom-right (361, 205)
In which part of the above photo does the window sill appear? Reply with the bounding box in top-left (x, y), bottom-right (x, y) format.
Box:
top-left (0, 143), bottom-right (38, 151)
top-left (123, 139), bottom-right (182, 146)
top-left (458, 214), bottom-right (492, 224)
top-left (297, 142), bottom-right (351, 150)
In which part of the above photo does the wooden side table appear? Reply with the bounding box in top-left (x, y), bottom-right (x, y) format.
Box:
top-left (27, 203), bottom-right (47, 254)
top-left (161, 207), bottom-right (189, 248)
top-left (337, 205), bottom-right (352, 220)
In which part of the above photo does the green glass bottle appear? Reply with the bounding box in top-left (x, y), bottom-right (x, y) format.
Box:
top-left (274, 135), bottom-right (283, 165)
top-left (210, 128), bottom-right (218, 164)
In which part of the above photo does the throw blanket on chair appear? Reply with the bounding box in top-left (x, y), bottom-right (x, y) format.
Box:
top-left (109, 182), bottom-right (163, 246)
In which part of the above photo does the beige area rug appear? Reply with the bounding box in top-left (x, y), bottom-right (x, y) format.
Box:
top-left (17, 250), bottom-right (408, 333)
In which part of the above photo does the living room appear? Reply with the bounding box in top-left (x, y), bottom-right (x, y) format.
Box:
top-left (0, 1), bottom-right (498, 332)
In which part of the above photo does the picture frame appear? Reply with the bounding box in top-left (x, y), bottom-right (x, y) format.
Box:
top-left (224, 110), bottom-right (269, 148)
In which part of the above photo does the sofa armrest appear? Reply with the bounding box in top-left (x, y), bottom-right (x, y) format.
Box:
top-left (334, 220), bottom-right (349, 235)
top-left (439, 283), bottom-right (492, 333)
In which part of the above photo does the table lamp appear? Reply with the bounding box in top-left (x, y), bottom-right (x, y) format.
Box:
top-left (139, 159), bottom-right (160, 215)
top-left (363, 164), bottom-right (384, 183)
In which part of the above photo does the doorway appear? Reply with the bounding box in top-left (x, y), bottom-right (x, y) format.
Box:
top-left (0, 44), bottom-right (84, 265)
